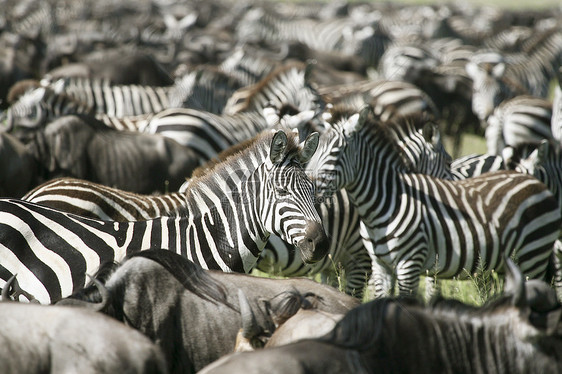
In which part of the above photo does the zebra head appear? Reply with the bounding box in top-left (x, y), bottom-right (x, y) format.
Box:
top-left (3, 86), bottom-right (50, 132)
top-left (466, 51), bottom-right (526, 125)
top-left (4, 83), bottom-right (91, 136)
top-left (259, 130), bottom-right (329, 264)
top-left (308, 106), bottom-right (453, 195)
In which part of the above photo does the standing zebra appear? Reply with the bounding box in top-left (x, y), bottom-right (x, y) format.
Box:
top-left (307, 107), bottom-right (561, 297)
top-left (0, 129), bottom-right (328, 304)
top-left (502, 139), bottom-right (562, 297)
top-left (258, 108), bottom-right (453, 297)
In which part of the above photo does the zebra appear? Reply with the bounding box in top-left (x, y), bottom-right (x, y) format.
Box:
top-left (485, 95), bottom-right (553, 155)
top-left (465, 51), bottom-right (528, 125)
top-left (257, 107), bottom-right (453, 297)
top-left (450, 153), bottom-right (505, 180)
top-left (143, 108), bottom-right (269, 162)
top-left (2, 83), bottom-right (94, 139)
top-left (502, 139), bottom-right (562, 297)
top-left (223, 61), bottom-right (325, 116)
top-left (466, 27), bottom-right (562, 124)
top-left (552, 68), bottom-right (562, 144)
top-left (0, 129), bottom-right (328, 304)
top-left (22, 177), bottom-right (187, 221)
top-left (307, 106), bottom-right (562, 298)
top-left (318, 79), bottom-right (440, 123)
top-left (53, 76), bottom-right (172, 117)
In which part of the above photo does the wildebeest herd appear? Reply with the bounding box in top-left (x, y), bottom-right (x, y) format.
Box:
top-left (1, 0), bottom-right (562, 372)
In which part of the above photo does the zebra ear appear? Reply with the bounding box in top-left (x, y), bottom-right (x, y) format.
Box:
top-left (299, 132), bottom-right (319, 164)
top-left (492, 62), bottom-right (506, 78)
top-left (465, 61), bottom-right (479, 79)
top-left (536, 140), bottom-right (550, 164)
top-left (503, 257), bottom-right (527, 310)
top-left (270, 130), bottom-right (288, 163)
top-left (263, 104), bottom-right (280, 128)
top-left (343, 106), bottom-right (370, 136)
top-left (304, 61), bottom-right (315, 85)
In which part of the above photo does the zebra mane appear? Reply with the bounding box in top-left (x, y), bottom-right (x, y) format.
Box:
top-left (191, 135), bottom-right (264, 179)
top-left (186, 129), bottom-right (301, 189)
top-left (6, 79), bottom-right (42, 104)
top-left (332, 110), bottom-right (422, 172)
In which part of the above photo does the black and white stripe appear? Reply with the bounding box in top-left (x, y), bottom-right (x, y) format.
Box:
top-left (23, 177), bottom-right (186, 221)
top-left (223, 62), bottom-right (325, 116)
top-left (485, 95), bottom-right (552, 155)
top-left (308, 108), bottom-right (561, 297)
top-left (144, 108), bottom-right (268, 161)
top-left (257, 110), bottom-right (454, 297)
top-left (0, 129), bottom-right (325, 304)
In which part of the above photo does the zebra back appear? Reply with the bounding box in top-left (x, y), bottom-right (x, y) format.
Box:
top-left (56, 77), bottom-right (172, 117)
top-left (23, 177), bottom-right (187, 221)
top-left (144, 108), bottom-right (268, 161)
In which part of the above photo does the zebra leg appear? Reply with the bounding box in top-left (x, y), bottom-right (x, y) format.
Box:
top-left (367, 257), bottom-right (394, 299)
top-left (554, 240), bottom-right (562, 301)
top-left (339, 245), bottom-right (372, 299)
top-left (395, 259), bottom-right (422, 297)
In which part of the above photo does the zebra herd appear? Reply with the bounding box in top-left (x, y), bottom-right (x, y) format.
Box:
top-left (1, 0), bottom-right (562, 372)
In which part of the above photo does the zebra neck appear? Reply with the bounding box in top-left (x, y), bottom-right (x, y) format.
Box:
top-left (345, 142), bottom-right (405, 226)
top-left (184, 173), bottom-right (269, 273)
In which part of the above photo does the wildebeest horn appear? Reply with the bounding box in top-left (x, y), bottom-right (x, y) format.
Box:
top-left (56, 274), bottom-right (111, 312)
top-left (1, 274), bottom-right (17, 301)
top-left (238, 289), bottom-right (260, 339)
top-left (503, 257), bottom-right (526, 309)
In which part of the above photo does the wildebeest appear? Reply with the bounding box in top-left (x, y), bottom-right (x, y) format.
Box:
top-left (235, 288), bottom-right (344, 351)
top-left (60, 249), bottom-right (359, 374)
top-left (26, 114), bottom-right (200, 193)
top-left (1, 277), bottom-right (168, 374)
top-left (0, 132), bottom-right (42, 197)
top-left (42, 50), bottom-right (174, 86)
top-left (198, 259), bottom-right (562, 374)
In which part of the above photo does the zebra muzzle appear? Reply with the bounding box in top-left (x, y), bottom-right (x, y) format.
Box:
top-left (297, 220), bottom-right (329, 264)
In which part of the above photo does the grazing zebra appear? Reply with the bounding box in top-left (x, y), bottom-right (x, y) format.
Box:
top-left (223, 62), bottom-right (325, 116)
top-left (0, 129), bottom-right (328, 304)
top-left (307, 107), bottom-right (561, 297)
top-left (485, 95), bottom-right (553, 155)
